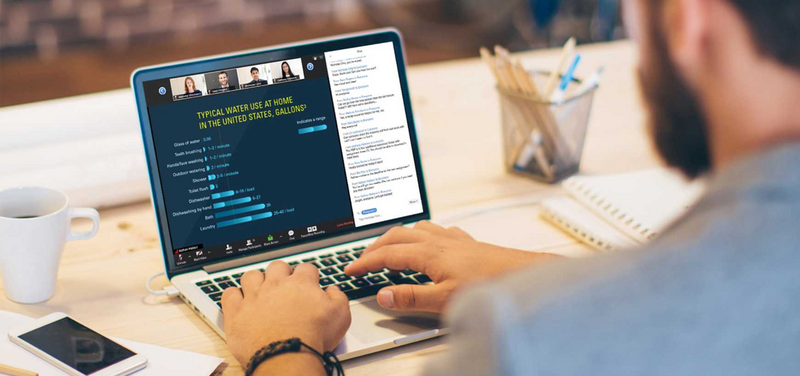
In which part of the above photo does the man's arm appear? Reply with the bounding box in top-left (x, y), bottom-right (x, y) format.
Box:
top-left (221, 262), bottom-right (351, 375)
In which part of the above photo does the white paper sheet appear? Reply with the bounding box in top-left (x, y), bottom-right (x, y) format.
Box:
top-left (0, 310), bottom-right (224, 376)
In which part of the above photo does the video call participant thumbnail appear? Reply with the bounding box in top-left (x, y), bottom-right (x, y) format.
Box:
top-left (169, 75), bottom-right (206, 100)
top-left (270, 59), bottom-right (304, 84)
top-left (237, 65), bottom-right (269, 89)
top-left (205, 69), bottom-right (239, 94)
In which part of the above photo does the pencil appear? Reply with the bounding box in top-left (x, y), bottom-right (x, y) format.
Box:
top-left (542, 37), bottom-right (576, 97)
top-left (494, 47), bottom-right (553, 167)
top-left (480, 48), bottom-right (530, 167)
top-left (0, 363), bottom-right (38, 376)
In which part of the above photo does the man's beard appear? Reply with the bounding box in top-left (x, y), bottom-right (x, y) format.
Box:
top-left (637, 17), bottom-right (712, 179)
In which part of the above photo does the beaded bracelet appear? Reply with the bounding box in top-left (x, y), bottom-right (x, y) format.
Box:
top-left (245, 337), bottom-right (344, 376)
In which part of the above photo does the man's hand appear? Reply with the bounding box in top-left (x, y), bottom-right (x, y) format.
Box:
top-left (345, 221), bottom-right (560, 313)
top-left (222, 262), bottom-right (351, 373)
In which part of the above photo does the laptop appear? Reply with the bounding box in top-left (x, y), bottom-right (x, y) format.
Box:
top-left (130, 29), bottom-right (444, 360)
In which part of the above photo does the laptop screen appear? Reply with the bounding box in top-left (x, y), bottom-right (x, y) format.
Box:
top-left (136, 34), bottom-right (428, 273)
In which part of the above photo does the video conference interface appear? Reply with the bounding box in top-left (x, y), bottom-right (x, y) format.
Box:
top-left (142, 42), bottom-right (424, 268)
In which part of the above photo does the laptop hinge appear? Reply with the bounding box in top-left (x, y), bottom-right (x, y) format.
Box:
top-left (202, 223), bottom-right (401, 274)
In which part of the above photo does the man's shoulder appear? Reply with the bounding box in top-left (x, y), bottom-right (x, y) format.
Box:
top-left (443, 197), bottom-right (800, 374)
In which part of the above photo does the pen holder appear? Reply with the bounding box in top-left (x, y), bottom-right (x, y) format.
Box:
top-left (498, 70), bottom-right (597, 183)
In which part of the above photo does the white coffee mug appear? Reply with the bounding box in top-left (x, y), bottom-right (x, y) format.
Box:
top-left (0, 187), bottom-right (99, 304)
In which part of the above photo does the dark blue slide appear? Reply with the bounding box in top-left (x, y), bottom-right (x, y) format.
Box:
top-left (148, 75), bottom-right (352, 252)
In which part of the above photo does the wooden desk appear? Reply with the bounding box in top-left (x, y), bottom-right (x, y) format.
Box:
top-left (0, 40), bottom-right (661, 375)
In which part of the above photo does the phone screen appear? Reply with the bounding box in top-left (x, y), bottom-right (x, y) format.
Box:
top-left (18, 317), bottom-right (136, 375)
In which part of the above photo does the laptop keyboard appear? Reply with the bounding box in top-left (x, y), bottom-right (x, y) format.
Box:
top-left (193, 246), bottom-right (430, 311)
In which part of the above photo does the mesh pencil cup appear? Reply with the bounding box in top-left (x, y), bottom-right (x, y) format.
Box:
top-left (497, 70), bottom-right (598, 183)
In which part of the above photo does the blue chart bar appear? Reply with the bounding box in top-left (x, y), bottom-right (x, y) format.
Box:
top-left (211, 190), bottom-right (235, 200)
top-left (217, 211), bottom-right (274, 228)
top-left (251, 211), bottom-right (273, 220)
top-left (298, 124), bottom-right (327, 135)
top-left (215, 204), bottom-right (265, 219)
top-left (216, 217), bottom-right (251, 228)
top-left (212, 196), bottom-right (252, 209)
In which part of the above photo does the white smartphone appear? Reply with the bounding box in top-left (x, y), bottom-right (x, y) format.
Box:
top-left (7, 312), bottom-right (148, 376)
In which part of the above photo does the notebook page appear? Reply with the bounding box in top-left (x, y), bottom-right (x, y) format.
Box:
top-left (540, 197), bottom-right (641, 252)
top-left (563, 168), bottom-right (704, 244)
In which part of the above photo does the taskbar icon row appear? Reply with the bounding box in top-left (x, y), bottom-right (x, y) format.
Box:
top-left (173, 217), bottom-right (356, 267)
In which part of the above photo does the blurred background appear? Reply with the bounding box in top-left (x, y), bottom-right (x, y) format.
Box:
top-left (0, 0), bottom-right (625, 107)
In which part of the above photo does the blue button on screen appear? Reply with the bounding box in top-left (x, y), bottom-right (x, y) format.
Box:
top-left (361, 208), bottom-right (377, 215)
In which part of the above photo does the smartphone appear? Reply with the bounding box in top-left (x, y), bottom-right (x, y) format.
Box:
top-left (8, 312), bottom-right (148, 376)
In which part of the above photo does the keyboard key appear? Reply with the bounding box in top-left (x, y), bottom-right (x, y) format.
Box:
top-left (213, 276), bottom-right (230, 283)
top-left (337, 263), bottom-right (350, 273)
top-left (201, 285), bottom-right (220, 294)
top-left (351, 278), bottom-right (369, 289)
top-left (319, 253), bottom-right (334, 258)
top-left (337, 255), bottom-right (353, 263)
top-left (414, 274), bottom-right (433, 284)
top-left (231, 273), bottom-right (244, 278)
top-left (302, 257), bottom-right (317, 262)
top-left (401, 269), bottom-right (419, 277)
top-left (209, 292), bottom-right (223, 301)
top-left (304, 261), bottom-right (321, 269)
top-left (288, 261), bottom-right (299, 266)
top-left (259, 268), bottom-right (266, 272)
top-left (386, 273), bottom-right (405, 283)
top-left (354, 251), bottom-right (363, 258)
top-left (234, 278), bottom-right (242, 286)
top-left (334, 274), bottom-right (351, 282)
top-left (367, 275), bottom-right (387, 284)
top-left (368, 268), bottom-right (389, 276)
top-left (319, 277), bottom-right (334, 286)
top-left (336, 249), bottom-right (351, 255)
top-left (392, 277), bottom-right (417, 285)
top-left (336, 283), bottom-right (353, 291)
top-left (195, 280), bottom-right (213, 287)
top-left (320, 258), bottom-right (337, 267)
top-left (218, 281), bottom-right (237, 290)
top-left (321, 267), bottom-right (338, 276)
top-left (345, 282), bottom-right (390, 300)
top-left (217, 302), bottom-right (223, 309)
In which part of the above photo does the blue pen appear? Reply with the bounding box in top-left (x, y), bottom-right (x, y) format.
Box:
top-left (551, 54), bottom-right (581, 102)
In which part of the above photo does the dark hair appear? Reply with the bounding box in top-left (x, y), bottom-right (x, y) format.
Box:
top-left (250, 67), bottom-right (259, 74)
top-left (649, 0), bottom-right (800, 70)
top-left (281, 61), bottom-right (295, 78)
top-left (218, 71), bottom-right (228, 77)
top-left (725, 0), bottom-right (800, 69)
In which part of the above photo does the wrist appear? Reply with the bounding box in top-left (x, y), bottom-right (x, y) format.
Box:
top-left (243, 332), bottom-right (323, 362)
top-left (250, 347), bottom-right (327, 376)
top-left (246, 338), bottom-right (333, 376)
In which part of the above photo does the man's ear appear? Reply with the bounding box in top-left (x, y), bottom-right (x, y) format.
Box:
top-left (663, 0), bottom-right (713, 83)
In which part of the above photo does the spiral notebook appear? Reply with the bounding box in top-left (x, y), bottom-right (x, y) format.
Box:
top-left (540, 168), bottom-right (704, 252)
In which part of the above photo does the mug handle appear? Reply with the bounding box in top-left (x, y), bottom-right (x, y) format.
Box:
top-left (66, 208), bottom-right (100, 241)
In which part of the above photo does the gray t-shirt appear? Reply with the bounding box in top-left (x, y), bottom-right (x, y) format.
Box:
top-left (424, 144), bottom-right (800, 375)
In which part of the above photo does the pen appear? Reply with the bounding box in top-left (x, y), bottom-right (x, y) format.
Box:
top-left (0, 363), bottom-right (38, 376)
top-left (551, 54), bottom-right (582, 103)
top-left (570, 66), bottom-right (605, 100)
top-left (543, 37), bottom-right (577, 97)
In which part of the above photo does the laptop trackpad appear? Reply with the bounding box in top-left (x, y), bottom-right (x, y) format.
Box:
top-left (348, 299), bottom-right (440, 344)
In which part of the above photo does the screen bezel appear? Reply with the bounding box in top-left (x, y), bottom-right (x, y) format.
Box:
top-left (131, 29), bottom-right (430, 278)
top-left (8, 312), bottom-right (146, 376)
